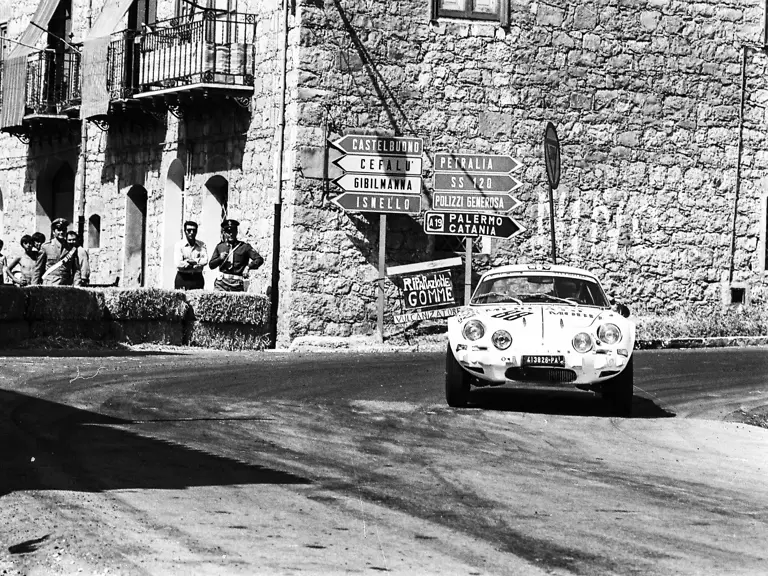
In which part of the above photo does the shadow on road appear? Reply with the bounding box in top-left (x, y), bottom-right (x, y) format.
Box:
top-left (467, 387), bottom-right (675, 419)
top-left (0, 390), bottom-right (309, 498)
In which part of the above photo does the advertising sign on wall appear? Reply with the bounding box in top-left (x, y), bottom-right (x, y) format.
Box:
top-left (387, 257), bottom-right (463, 324)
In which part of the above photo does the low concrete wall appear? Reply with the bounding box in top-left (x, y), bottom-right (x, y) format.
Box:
top-left (0, 286), bottom-right (271, 350)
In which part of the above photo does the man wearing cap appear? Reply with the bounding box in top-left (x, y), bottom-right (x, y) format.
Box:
top-left (208, 219), bottom-right (263, 292)
top-left (174, 221), bottom-right (207, 290)
top-left (36, 218), bottom-right (81, 286)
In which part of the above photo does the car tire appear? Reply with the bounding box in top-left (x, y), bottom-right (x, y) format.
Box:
top-left (603, 356), bottom-right (634, 416)
top-left (445, 345), bottom-right (471, 408)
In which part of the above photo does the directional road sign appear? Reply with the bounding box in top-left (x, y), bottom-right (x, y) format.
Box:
top-left (331, 135), bottom-right (423, 157)
top-left (333, 154), bottom-right (422, 175)
top-left (423, 211), bottom-right (525, 238)
top-left (433, 172), bottom-right (522, 194)
top-left (332, 192), bottom-right (421, 214)
top-left (432, 191), bottom-right (522, 213)
top-left (334, 173), bottom-right (422, 195)
top-left (433, 153), bottom-right (522, 174)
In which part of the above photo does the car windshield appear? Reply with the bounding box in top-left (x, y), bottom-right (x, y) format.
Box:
top-left (470, 274), bottom-right (611, 307)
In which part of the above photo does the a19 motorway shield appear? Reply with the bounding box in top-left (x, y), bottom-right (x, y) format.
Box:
top-left (423, 211), bottom-right (525, 238)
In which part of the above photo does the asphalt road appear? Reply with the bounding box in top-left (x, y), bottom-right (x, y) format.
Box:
top-left (1, 347), bottom-right (767, 575)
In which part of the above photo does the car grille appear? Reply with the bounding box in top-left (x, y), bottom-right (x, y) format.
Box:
top-left (505, 367), bottom-right (577, 383)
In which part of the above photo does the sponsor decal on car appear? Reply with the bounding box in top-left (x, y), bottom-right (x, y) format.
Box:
top-left (492, 310), bottom-right (534, 322)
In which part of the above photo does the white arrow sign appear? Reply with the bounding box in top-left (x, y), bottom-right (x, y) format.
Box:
top-left (333, 174), bottom-right (422, 194)
top-left (334, 154), bottom-right (423, 175)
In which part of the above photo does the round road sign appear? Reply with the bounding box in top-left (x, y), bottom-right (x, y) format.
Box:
top-left (544, 122), bottom-right (561, 189)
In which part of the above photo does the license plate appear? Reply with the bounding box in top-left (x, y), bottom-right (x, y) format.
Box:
top-left (522, 355), bottom-right (565, 367)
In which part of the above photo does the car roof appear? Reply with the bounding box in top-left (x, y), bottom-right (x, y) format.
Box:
top-left (478, 264), bottom-right (600, 283)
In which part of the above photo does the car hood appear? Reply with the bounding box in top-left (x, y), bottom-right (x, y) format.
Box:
top-left (450, 303), bottom-right (620, 340)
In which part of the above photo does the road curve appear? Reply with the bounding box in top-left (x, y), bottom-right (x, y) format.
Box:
top-left (0, 347), bottom-right (767, 575)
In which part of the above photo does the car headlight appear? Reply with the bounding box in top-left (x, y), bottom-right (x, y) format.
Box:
top-left (572, 332), bottom-right (593, 353)
top-left (491, 330), bottom-right (512, 350)
top-left (598, 323), bottom-right (622, 345)
top-left (462, 319), bottom-right (485, 341)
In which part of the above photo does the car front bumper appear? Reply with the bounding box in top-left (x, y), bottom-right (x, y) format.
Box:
top-left (452, 345), bottom-right (629, 386)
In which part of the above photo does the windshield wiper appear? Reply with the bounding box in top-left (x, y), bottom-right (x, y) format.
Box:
top-left (536, 294), bottom-right (579, 306)
top-left (471, 291), bottom-right (523, 305)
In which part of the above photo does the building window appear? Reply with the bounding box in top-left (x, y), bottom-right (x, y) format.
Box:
top-left (88, 215), bottom-right (101, 249)
top-left (433, 0), bottom-right (508, 24)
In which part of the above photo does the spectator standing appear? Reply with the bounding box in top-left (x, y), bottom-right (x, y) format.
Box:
top-left (7, 235), bottom-right (42, 286)
top-left (0, 239), bottom-right (7, 284)
top-left (208, 219), bottom-right (263, 292)
top-left (37, 218), bottom-right (79, 286)
top-left (31, 232), bottom-right (45, 257)
top-left (173, 221), bottom-right (207, 290)
top-left (66, 231), bottom-right (90, 286)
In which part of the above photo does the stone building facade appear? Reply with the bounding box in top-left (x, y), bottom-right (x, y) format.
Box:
top-left (1, 0), bottom-right (768, 346)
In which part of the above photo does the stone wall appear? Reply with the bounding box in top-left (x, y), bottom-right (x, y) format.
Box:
top-left (3, 0), bottom-right (768, 346)
top-left (286, 0), bottom-right (768, 341)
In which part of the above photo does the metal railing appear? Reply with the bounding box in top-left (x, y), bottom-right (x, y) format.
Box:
top-left (137, 11), bottom-right (257, 92)
top-left (25, 47), bottom-right (82, 115)
top-left (107, 30), bottom-right (141, 100)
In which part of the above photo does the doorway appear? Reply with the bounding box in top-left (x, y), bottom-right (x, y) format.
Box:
top-left (125, 186), bottom-right (148, 287)
top-left (162, 160), bottom-right (184, 289)
top-left (36, 164), bottom-right (75, 235)
top-left (199, 175), bottom-right (228, 289)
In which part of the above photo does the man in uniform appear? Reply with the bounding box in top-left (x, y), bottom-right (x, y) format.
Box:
top-left (67, 231), bottom-right (91, 286)
top-left (173, 220), bottom-right (207, 290)
top-left (36, 218), bottom-right (80, 286)
top-left (208, 219), bottom-right (263, 292)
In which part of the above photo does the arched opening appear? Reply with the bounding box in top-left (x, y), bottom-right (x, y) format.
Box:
top-left (37, 164), bottom-right (75, 234)
top-left (162, 159), bottom-right (185, 289)
top-left (199, 175), bottom-right (228, 290)
top-left (88, 215), bottom-right (101, 249)
top-left (124, 186), bottom-right (148, 287)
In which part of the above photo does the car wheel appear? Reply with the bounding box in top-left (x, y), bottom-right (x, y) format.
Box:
top-left (445, 344), bottom-right (471, 408)
top-left (603, 356), bottom-right (634, 416)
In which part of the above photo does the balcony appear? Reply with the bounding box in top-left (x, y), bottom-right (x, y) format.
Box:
top-left (132, 11), bottom-right (256, 111)
top-left (25, 47), bottom-right (82, 119)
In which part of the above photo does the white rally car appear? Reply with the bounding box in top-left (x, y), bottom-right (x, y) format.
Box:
top-left (446, 264), bottom-right (635, 414)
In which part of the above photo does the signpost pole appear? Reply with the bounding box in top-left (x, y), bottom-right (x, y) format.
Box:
top-left (377, 214), bottom-right (386, 343)
top-left (548, 183), bottom-right (557, 265)
top-left (544, 122), bottom-right (561, 266)
top-left (464, 237), bottom-right (472, 305)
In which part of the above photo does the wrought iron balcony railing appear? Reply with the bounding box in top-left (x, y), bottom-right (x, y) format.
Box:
top-left (26, 47), bottom-right (82, 115)
top-left (107, 30), bottom-right (141, 100)
top-left (137, 11), bottom-right (257, 93)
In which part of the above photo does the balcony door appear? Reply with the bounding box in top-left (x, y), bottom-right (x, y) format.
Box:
top-left (45, 0), bottom-right (73, 112)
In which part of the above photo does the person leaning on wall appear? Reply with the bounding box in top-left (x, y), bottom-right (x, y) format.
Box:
top-left (66, 231), bottom-right (90, 286)
top-left (6, 235), bottom-right (41, 286)
top-left (208, 219), bottom-right (263, 292)
top-left (36, 218), bottom-right (80, 286)
top-left (0, 238), bottom-right (8, 284)
top-left (174, 220), bottom-right (208, 290)
top-left (31, 232), bottom-right (45, 258)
